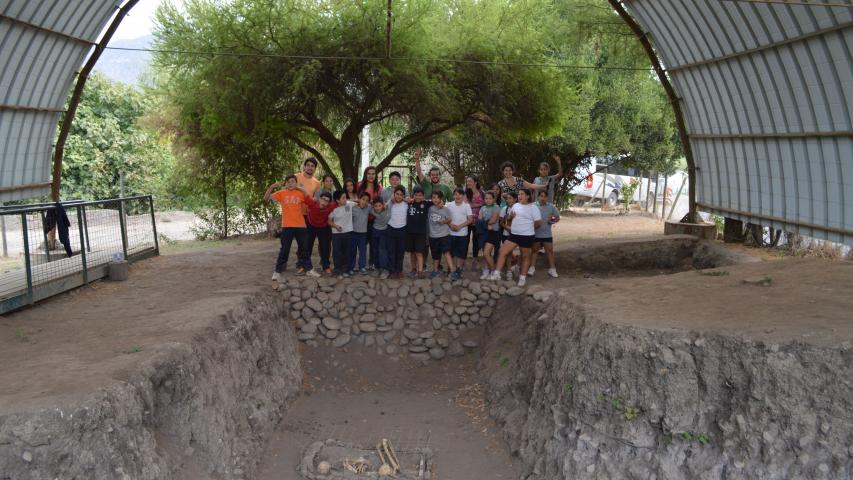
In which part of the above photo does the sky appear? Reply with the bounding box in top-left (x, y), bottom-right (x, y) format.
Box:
top-left (110, 0), bottom-right (162, 41)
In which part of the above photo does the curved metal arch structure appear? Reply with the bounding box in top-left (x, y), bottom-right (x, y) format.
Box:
top-left (619, 0), bottom-right (852, 244)
top-left (0, 0), bottom-right (125, 202)
top-left (1, 0), bottom-right (851, 244)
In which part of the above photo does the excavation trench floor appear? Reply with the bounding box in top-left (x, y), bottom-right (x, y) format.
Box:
top-left (257, 344), bottom-right (520, 480)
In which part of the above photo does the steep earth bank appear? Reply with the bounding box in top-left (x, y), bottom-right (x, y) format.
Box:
top-left (481, 295), bottom-right (852, 480)
top-left (0, 292), bottom-right (301, 480)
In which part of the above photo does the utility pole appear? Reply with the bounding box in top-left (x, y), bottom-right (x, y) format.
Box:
top-left (386, 0), bottom-right (392, 59)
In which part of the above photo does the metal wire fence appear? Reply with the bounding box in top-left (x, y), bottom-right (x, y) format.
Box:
top-left (0, 195), bottom-right (158, 314)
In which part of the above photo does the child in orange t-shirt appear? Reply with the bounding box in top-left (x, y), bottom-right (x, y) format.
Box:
top-left (265, 175), bottom-right (307, 280)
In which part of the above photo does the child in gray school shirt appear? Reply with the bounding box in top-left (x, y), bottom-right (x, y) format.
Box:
top-left (370, 200), bottom-right (391, 230)
top-left (352, 201), bottom-right (370, 234)
top-left (369, 197), bottom-right (392, 277)
top-left (349, 194), bottom-right (372, 273)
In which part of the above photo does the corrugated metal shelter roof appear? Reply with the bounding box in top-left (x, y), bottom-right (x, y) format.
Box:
top-left (623, 0), bottom-right (852, 244)
top-left (0, 0), bottom-right (120, 202)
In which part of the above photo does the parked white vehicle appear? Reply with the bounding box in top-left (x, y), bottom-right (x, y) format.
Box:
top-left (570, 158), bottom-right (691, 220)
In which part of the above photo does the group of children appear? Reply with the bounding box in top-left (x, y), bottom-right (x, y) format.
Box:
top-left (266, 166), bottom-right (562, 288)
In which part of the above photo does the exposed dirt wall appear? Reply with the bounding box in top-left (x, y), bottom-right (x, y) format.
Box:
top-left (0, 292), bottom-right (301, 480)
top-left (481, 296), bottom-right (852, 479)
top-left (554, 235), bottom-right (756, 273)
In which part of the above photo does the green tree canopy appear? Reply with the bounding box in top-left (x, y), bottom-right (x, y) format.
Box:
top-left (153, 0), bottom-right (569, 184)
top-left (61, 73), bottom-right (176, 204)
top-left (420, 0), bottom-right (681, 188)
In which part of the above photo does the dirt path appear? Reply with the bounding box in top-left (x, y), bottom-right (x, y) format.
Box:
top-left (257, 345), bottom-right (519, 480)
top-left (568, 258), bottom-right (853, 348)
top-left (553, 209), bottom-right (664, 241)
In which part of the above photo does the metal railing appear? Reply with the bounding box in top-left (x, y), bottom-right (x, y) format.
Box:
top-left (0, 195), bottom-right (159, 314)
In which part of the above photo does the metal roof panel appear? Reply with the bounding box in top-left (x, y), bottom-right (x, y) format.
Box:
top-left (626, 0), bottom-right (853, 244)
top-left (0, 0), bottom-right (118, 202)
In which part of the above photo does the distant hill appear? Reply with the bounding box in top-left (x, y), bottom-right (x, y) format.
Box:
top-left (95, 35), bottom-right (153, 86)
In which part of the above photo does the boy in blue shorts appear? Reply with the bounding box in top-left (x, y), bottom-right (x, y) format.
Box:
top-left (369, 197), bottom-right (391, 278)
top-left (328, 191), bottom-right (354, 278)
top-left (427, 191), bottom-right (456, 279)
top-left (349, 192), bottom-right (371, 275)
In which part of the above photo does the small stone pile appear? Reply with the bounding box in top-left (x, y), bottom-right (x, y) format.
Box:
top-left (275, 276), bottom-right (542, 361)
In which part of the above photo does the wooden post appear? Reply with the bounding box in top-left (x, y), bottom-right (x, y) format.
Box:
top-left (600, 168), bottom-right (608, 208)
top-left (651, 173), bottom-right (659, 216)
top-left (221, 167), bottom-right (228, 239)
top-left (385, 0), bottom-right (393, 59)
top-left (0, 208), bottom-right (6, 257)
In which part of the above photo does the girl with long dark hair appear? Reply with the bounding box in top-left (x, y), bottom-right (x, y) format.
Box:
top-left (465, 175), bottom-right (484, 270)
top-left (343, 178), bottom-right (358, 201)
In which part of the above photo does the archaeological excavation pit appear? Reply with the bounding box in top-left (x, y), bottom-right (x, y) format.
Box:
top-left (1, 237), bottom-right (851, 480)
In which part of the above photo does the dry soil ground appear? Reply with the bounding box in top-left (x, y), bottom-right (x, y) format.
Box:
top-left (2, 212), bottom-right (851, 479)
top-left (0, 211), bottom-right (666, 413)
top-left (256, 344), bottom-right (520, 480)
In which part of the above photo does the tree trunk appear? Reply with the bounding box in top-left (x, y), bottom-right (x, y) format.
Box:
top-left (339, 151), bottom-right (358, 182)
top-left (337, 139), bottom-right (359, 182)
top-left (452, 147), bottom-right (465, 187)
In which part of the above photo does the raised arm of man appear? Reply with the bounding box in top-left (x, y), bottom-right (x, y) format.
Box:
top-left (415, 149), bottom-right (425, 183)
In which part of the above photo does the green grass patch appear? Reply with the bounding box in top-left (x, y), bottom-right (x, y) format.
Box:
top-left (696, 270), bottom-right (729, 276)
top-left (14, 327), bottom-right (30, 343)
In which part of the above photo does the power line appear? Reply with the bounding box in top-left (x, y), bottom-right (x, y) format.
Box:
top-left (718, 0), bottom-right (853, 8)
top-left (104, 46), bottom-right (652, 71)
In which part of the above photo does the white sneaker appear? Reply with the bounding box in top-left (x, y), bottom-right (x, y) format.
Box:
top-left (548, 268), bottom-right (559, 278)
top-left (528, 266), bottom-right (535, 276)
top-left (271, 272), bottom-right (280, 281)
top-left (517, 275), bottom-right (527, 287)
top-left (480, 269), bottom-right (490, 280)
top-left (488, 271), bottom-right (501, 281)
top-left (306, 269), bottom-right (321, 278)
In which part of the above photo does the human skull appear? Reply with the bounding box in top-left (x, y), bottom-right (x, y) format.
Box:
top-left (317, 461), bottom-right (331, 475)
